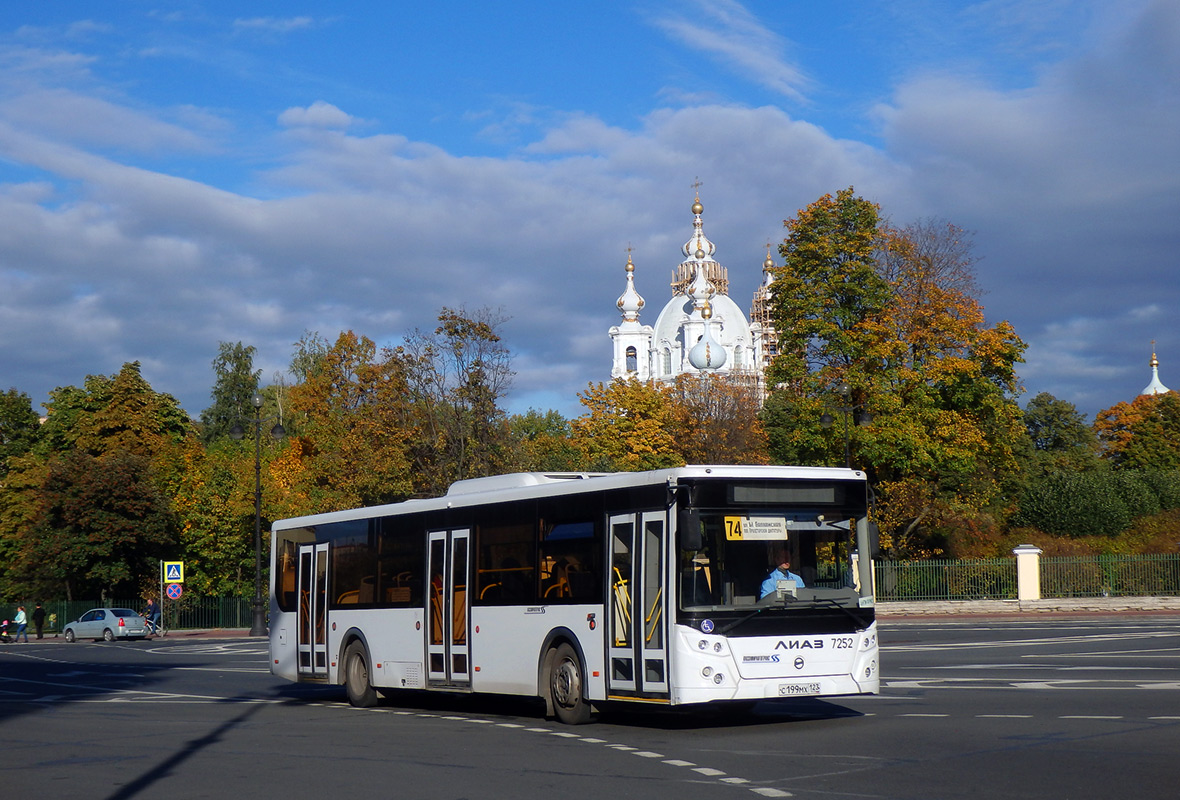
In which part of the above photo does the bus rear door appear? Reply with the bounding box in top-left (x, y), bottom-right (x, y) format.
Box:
top-left (607, 511), bottom-right (670, 698)
top-left (427, 529), bottom-right (472, 688)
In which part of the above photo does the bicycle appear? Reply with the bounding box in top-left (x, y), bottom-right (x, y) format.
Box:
top-left (144, 617), bottom-right (165, 637)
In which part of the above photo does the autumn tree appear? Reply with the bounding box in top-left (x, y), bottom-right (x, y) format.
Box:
top-left (286, 330), bottom-right (414, 510)
top-left (1095, 392), bottom-right (1180, 470)
top-left (570, 379), bottom-right (683, 471)
top-left (866, 219), bottom-right (1026, 500)
top-left (666, 374), bottom-right (769, 464)
top-left (35, 362), bottom-right (193, 461)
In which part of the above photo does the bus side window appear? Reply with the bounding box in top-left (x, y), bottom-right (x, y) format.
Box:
top-left (540, 519), bottom-right (600, 602)
top-left (378, 517), bottom-right (425, 607)
top-left (475, 509), bottom-right (537, 606)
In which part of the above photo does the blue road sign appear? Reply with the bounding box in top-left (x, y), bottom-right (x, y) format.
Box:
top-left (164, 561), bottom-right (184, 583)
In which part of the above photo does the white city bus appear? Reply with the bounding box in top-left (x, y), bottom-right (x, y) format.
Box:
top-left (268, 465), bottom-right (879, 723)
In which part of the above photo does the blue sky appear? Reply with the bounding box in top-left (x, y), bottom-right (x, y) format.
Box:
top-left (1, 1), bottom-right (1177, 423)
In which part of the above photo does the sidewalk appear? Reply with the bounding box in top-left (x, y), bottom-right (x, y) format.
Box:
top-left (160, 628), bottom-right (255, 638)
top-left (877, 595), bottom-right (1180, 617)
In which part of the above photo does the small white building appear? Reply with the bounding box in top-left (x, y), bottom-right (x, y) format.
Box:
top-left (608, 193), bottom-right (776, 395)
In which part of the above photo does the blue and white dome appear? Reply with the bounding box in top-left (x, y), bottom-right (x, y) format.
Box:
top-left (610, 191), bottom-right (765, 385)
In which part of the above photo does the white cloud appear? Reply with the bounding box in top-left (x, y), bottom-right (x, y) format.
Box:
top-left (649, 0), bottom-right (810, 102)
top-left (233, 17), bottom-right (316, 34)
top-left (278, 101), bottom-right (357, 130)
top-left (0, 89), bottom-right (213, 153)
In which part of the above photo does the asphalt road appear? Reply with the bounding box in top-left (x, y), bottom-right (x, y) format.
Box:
top-left (1, 614), bottom-right (1177, 800)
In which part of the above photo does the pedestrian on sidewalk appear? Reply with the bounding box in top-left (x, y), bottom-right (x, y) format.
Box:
top-left (32, 603), bottom-right (46, 639)
top-left (14, 606), bottom-right (28, 643)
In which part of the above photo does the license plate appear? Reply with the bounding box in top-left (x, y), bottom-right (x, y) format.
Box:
top-left (778, 682), bottom-right (821, 697)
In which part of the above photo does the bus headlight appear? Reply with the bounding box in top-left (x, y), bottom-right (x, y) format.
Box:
top-left (698, 640), bottom-right (709, 650)
top-left (713, 673), bottom-right (725, 684)
top-left (702, 666), bottom-right (713, 678)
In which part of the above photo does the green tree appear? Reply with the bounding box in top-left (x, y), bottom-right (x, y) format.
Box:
top-left (763, 193), bottom-right (1027, 556)
top-left (1021, 392), bottom-right (1101, 475)
top-left (170, 439), bottom-right (258, 596)
top-left (15, 449), bottom-right (177, 600)
top-left (1, 364), bottom-right (196, 599)
top-left (508, 409), bottom-right (583, 472)
top-left (1012, 471), bottom-right (1160, 539)
top-left (0, 388), bottom-right (42, 479)
top-left (199, 342), bottom-right (261, 443)
top-left (768, 187), bottom-right (891, 391)
top-left (289, 330), bottom-right (330, 383)
top-left (400, 307), bottom-right (514, 495)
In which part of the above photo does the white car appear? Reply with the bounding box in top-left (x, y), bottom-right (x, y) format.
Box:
top-left (63, 608), bottom-right (149, 642)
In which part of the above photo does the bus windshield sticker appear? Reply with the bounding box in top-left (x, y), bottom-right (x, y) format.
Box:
top-left (724, 515), bottom-right (787, 540)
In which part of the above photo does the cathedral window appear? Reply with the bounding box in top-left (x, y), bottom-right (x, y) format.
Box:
top-left (626, 346), bottom-right (638, 373)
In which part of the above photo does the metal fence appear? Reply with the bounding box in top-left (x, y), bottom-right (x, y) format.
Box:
top-left (0, 596), bottom-right (255, 636)
top-left (1040, 554), bottom-right (1180, 598)
top-left (873, 558), bottom-right (1018, 601)
top-left (874, 554), bottom-right (1180, 601)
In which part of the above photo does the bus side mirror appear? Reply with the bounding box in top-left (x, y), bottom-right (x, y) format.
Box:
top-left (678, 508), bottom-right (702, 551)
top-left (868, 521), bottom-right (881, 557)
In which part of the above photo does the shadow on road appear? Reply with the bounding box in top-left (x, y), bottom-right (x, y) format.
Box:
top-left (267, 679), bottom-right (866, 731)
top-left (104, 703), bottom-right (266, 800)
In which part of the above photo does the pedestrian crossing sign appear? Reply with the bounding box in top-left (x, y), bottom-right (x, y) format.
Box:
top-left (164, 561), bottom-right (184, 584)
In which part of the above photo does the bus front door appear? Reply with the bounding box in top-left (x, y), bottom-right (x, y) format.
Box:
top-left (607, 511), bottom-right (670, 698)
top-left (297, 542), bottom-right (329, 679)
top-left (426, 529), bottom-right (471, 688)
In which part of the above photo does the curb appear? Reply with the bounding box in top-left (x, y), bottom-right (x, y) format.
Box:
top-left (877, 596), bottom-right (1180, 617)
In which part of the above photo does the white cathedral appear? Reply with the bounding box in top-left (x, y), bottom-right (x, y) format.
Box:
top-left (609, 193), bottom-right (776, 395)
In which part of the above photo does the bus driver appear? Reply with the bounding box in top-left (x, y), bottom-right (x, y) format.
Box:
top-left (760, 546), bottom-right (805, 599)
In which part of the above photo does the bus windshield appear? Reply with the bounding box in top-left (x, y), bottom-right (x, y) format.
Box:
top-left (678, 478), bottom-right (871, 612)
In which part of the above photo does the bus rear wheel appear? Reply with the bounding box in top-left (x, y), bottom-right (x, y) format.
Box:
top-left (549, 643), bottom-right (591, 725)
top-left (344, 642), bottom-right (378, 708)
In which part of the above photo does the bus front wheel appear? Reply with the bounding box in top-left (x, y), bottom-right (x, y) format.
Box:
top-left (344, 642), bottom-right (378, 708)
top-left (549, 643), bottom-right (591, 725)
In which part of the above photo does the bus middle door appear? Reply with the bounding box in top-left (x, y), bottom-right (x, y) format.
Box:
top-left (296, 542), bottom-right (329, 679)
top-left (427, 529), bottom-right (472, 688)
top-left (607, 511), bottom-right (670, 698)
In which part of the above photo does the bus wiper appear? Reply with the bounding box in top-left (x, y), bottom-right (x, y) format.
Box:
top-left (716, 606), bottom-right (768, 634)
top-left (812, 596), bottom-right (868, 627)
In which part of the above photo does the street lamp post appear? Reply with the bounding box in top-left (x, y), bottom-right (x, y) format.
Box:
top-left (820, 382), bottom-right (871, 468)
top-left (230, 392), bottom-right (285, 637)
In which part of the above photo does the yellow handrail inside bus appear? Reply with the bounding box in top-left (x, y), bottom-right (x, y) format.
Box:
top-left (612, 566), bottom-right (632, 646)
top-left (645, 586), bottom-right (663, 643)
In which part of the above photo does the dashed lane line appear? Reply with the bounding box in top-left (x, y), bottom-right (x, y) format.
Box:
top-left (364, 704), bottom-right (791, 796)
